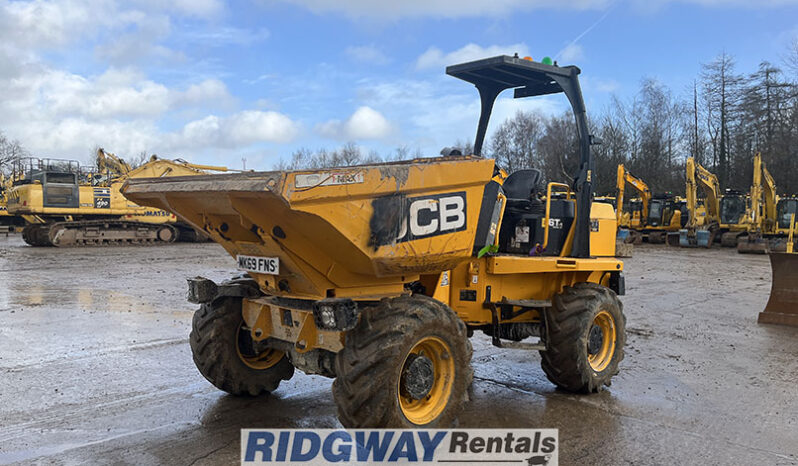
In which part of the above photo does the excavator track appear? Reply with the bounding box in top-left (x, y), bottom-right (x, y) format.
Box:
top-left (22, 220), bottom-right (177, 247)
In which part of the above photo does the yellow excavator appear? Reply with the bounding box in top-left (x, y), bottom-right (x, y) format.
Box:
top-left (669, 157), bottom-right (720, 248)
top-left (718, 189), bottom-right (750, 247)
top-left (737, 153), bottom-right (780, 253)
top-left (123, 55), bottom-right (628, 428)
top-left (616, 164), bottom-right (650, 243)
top-left (7, 154), bottom-right (231, 246)
top-left (617, 164), bottom-right (684, 244)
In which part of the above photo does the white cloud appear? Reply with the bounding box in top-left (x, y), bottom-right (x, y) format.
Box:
top-left (352, 78), bottom-right (564, 155)
top-left (0, 0), bottom-right (111, 48)
top-left (0, 58), bottom-right (290, 157)
top-left (223, 111), bottom-right (299, 145)
top-left (345, 45), bottom-right (390, 64)
top-left (416, 43), bottom-right (530, 70)
top-left (94, 13), bottom-right (185, 65)
top-left (162, 110), bottom-right (300, 150)
top-left (4, 67), bottom-right (234, 121)
top-left (179, 79), bottom-right (235, 106)
top-left (0, 0), bottom-right (296, 165)
top-left (170, 110), bottom-right (299, 149)
top-left (317, 106), bottom-right (393, 140)
top-left (559, 43), bottom-right (584, 62)
top-left (270, 0), bottom-right (611, 18)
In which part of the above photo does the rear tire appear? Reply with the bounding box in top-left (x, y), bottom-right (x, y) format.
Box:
top-left (541, 283), bottom-right (625, 393)
top-left (190, 297), bottom-right (294, 396)
top-left (332, 295), bottom-right (472, 428)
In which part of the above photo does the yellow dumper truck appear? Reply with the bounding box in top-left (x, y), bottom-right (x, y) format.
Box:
top-left (122, 55), bottom-right (627, 428)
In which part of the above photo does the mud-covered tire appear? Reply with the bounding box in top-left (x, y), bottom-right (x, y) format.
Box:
top-left (190, 297), bottom-right (294, 396)
top-left (332, 295), bottom-right (473, 428)
top-left (540, 283), bottom-right (625, 393)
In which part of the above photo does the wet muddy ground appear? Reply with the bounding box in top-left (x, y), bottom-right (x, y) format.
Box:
top-left (0, 235), bottom-right (796, 465)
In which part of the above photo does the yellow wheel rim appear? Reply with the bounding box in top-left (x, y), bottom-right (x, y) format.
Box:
top-left (588, 310), bottom-right (616, 372)
top-left (398, 336), bottom-right (454, 426)
top-left (236, 324), bottom-right (284, 370)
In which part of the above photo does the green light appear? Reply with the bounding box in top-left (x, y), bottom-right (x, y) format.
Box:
top-left (541, 56), bottom-right (553, 65)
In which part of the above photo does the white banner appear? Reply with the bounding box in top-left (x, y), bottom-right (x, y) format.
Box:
top-left (241, 429), bottom-right (558, 465)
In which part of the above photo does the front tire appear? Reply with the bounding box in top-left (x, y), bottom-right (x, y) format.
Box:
top-left (332, 295), bottom-right (472, 428)
top-left (541, 283), bottom-right (625, 393)
top-left (190, 297), bottom-right (294, 396)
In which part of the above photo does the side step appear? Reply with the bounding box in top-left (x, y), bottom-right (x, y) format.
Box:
top-left (500, 299), bottom-right (552, 308)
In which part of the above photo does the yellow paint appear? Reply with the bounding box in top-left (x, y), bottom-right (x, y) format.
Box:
top-left (398, 336), bottom-right (454, 426)
top-left (590, 202), bottom-right (617, 257)
top-left (588, 310), bottom-right (617, 372)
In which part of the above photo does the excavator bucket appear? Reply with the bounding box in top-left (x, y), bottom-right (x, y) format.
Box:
top-left (676, 228), bottom-right (712, 248)
top-left (737, 237), bottom-right (768, 254)
top-left (758, 252), bottom-right (798, 327)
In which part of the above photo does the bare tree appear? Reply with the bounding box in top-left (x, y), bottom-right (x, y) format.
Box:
top-left (274, 143), bottom-right (385, 170)
top-left (0, 131), bottom-right (29, 176)
top-left (701, 52), bottom-right (742, 189)
top-left (487, 111), bottom-right (545, 173)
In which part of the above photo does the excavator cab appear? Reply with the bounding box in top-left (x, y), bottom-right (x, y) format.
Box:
top-left (720, 190), bottom-right (747, 227)
top-left (10, 158), bottom-right (81, 209)
top-left (777, 198), bottom-right (798, 231)
top-left (647, 196), bottom-right (680, 227)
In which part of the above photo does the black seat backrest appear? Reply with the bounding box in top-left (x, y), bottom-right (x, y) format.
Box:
top-left (503, 169), bottom-right (542, 200)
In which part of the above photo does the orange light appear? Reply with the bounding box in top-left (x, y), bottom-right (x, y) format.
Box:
top-left (523, 56), bottom-right (533, 61)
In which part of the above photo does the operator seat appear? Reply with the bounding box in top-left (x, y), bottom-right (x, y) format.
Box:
top-left (502, 169), bottom-right (543, 212)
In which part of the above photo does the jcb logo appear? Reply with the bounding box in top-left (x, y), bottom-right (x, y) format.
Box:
top-left (369, 192), bottom-right (467, 247)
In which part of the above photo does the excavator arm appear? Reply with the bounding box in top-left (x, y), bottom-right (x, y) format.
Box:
top-left (96, 148), bottom-right (132, 177)
top-left (675, 157), bottom-right (721, 248)
top-left (123, 156), bottom-right (230, 180)
top-left (762, 162), bottom-right (777, 234)
top-left (616, 164), bottom-right (651, 226)
top-left (692, 159), bottom-right (721, 226)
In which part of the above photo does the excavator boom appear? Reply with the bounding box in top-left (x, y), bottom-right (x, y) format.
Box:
top-left (616, 164), bottom-right (651, 226)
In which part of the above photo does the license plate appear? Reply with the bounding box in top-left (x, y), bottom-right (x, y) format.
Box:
top-left (237, 255), bottom-right (279, 275)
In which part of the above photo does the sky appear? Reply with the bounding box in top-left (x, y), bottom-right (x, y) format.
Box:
top-left (1, 0), bottom-right (797, 170)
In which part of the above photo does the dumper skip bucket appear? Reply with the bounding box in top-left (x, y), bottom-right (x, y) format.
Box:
top-left (758, 252), bottom-right (798, 327)
top-left (122, 156), bottom-right (496, 299)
